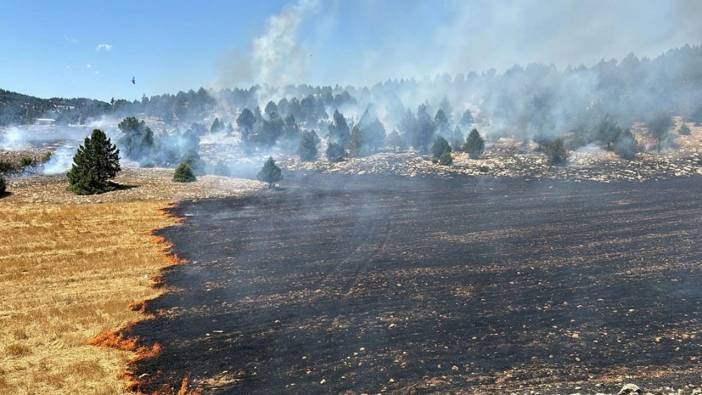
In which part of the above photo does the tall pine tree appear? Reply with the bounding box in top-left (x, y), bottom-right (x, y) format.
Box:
top-left (67, 129), bottom-right (121, 195)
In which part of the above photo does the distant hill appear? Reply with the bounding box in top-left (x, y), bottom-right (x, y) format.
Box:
top-left (0, 89), bottom-right (111, 126)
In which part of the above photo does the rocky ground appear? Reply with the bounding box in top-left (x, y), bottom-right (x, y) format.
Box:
top-left (279, 137), bottom-right (702, 183)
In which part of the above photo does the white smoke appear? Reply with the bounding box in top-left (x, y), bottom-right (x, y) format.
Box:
top-left (217, 0), bottom-right (319, 90)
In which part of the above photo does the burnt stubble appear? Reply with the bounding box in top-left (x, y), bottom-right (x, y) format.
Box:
top-left (129, 174), bottom-right (702, 393)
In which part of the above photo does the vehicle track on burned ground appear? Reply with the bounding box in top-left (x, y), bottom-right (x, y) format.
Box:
top-left (128, 174), bottom-right (702, 394)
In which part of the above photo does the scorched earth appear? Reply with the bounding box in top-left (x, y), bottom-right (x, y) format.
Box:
top-left (128, 173), bottom-right (702, 394)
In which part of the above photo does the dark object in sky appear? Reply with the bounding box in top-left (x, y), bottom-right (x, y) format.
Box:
top-left (131, 76), bottom-right (136, 85)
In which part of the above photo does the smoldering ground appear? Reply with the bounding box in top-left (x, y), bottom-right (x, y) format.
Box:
top-left (127, 173), bottom-right (702, 393)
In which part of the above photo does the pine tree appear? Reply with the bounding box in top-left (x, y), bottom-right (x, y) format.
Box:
top-left (298, 130), bottom-right (320, 162)
top-left (431, 136), bottom-right (451, 159)
top-left (257, 157), bottom-right (282, 187)
top-left (349, 125), bottom-right (364, 157)
top-left (328, 110), bottom-right (351, 148)
top-left (118, 117), bottom-right (155, 163)
top-left (173, 162), bottom-right (197, 182)
top-left (463, 128), bottom-right (485, 159)
top-left (326, 142), bottom-right (346, 163)
top-left (67, 129), bottom-right (121, 195)
top-left (210, 117), bottom-right (223, 133)
top-left (386, 129), bottom-right (407, 152)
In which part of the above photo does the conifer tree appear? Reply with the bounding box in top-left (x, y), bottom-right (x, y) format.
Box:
top-left (67, 129), bottom-right (121, 195)
top-left (257, 156), bottom-right (282, 187)
top-left (463, 128), bottom-right (485, 159)
top-left (298, 130), bottom-right (320, 162)
top-left (349, 125), bottom-right (364, 157)
top-left (326, 142), bottom-right (346, 163)
top-left (173, 162), bottom-right (197, 182)
top-left (431, 136), bottom-right (451, 159)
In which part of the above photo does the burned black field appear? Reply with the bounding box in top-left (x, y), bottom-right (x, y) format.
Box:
top-left (130, 174), bottom-right (702, 393)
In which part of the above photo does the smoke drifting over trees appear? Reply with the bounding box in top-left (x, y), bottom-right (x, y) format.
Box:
top-left (3, 42), bottom-right (702, 177)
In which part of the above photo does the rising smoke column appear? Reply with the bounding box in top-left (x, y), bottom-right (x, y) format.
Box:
top-left (251, 0), bottom-right (320, 87)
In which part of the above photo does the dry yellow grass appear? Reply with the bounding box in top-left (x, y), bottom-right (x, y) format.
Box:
top-left (0, 200), bottom-right (178, 394)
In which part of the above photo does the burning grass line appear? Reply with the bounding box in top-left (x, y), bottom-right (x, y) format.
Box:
top-left (94, 223), bottom-right (192, 394)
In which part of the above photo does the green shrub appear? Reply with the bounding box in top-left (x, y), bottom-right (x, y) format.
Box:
top-left (0, 175), bottom-right (6, 195)
top-left (173, 162), bottom-right (197, 182)
top-left (257, 156), bottom-right (282, 187)
top-left (67, 129), bottom-right (121, 195)
top-left (0, 160), bottom-right (14, 174)
top-left (19, 156), bottom-right (34, 167)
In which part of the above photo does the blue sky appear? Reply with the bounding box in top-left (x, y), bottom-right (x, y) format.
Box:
top-left (1, 0), bottom-right (700, 101)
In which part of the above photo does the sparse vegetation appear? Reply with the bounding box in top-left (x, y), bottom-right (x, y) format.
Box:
top-left (0, 159), bottom-right (14, 173)
top-left (647, 114), bottom-right (673, 152)
top-left (679, 123), bottom-right (691, 135)
top-left (257, 156), bottom-right (282, 187)
top-left (173, 162), bottom-right (196, 182)
top-left (67, 129), bottom-right (121, 195)
top-left (614, 128), bottom-right (638, 160)
top-left (543, 138), bottom-right (568, 165)
top-left (19, 156), bottom-right (34, 167)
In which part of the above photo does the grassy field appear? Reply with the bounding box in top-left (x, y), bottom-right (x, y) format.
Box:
top-left (0, 200), bottom-right (178, 394)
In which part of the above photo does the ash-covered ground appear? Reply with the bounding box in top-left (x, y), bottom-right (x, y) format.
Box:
top-left (129, 174), bottom-right (702, 394)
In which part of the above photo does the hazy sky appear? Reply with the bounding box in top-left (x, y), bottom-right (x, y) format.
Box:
top-left (1, 0), bottom-right (700, 101)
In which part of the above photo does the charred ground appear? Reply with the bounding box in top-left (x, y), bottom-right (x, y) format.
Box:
top-left (129, 174), bottom-right (702, 393)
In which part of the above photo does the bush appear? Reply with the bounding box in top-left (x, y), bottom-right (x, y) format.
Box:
top-left (543, 138), bottom-right (568, 166)
top-left (257, 156), bottom-right (282, 187)
top-left (67, 129), bottom-right (121, 195)
top-left (463, 128), bottom-right (485, 159)
top-left (0, 175), bottom-right (6, 195)
top-left (326, 142), bottom-right (346, 163)
top-left (614, 129), bottom-right (638, 160)
top-left (438, 150), bottom-right (453, 166)
top-left (431, 136), bottom-right (451, 159)
top-left (646, 114), bottom-right (673, 152)
top-left (173, 162), bottom-right (197, 182)
top-left (19, 156), bottom-right (34, 167)
top-left (679, 123), bottom-right (691, 135)
top-left (0, 160), bottom-right (15, 174)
